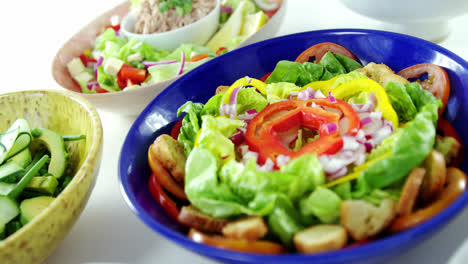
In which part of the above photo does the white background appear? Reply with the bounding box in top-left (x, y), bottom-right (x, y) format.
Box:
top-left (1, 0), bottom-right (468, 263)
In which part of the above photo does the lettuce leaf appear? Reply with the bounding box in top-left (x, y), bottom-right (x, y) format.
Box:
top-left (236, 88), bottom-right (268, 114)
top-left (177, 101), bottom-right (204, 155)
top-left (265, 82), bottom-right (302, 104)
top-left (299, 186), bottom-right (342, 224)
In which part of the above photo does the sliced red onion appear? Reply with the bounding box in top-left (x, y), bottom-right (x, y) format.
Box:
top-left (220, 5), bottom-right (233, 13)
top-left (314, 90), bottom-right (326, 99)
top-left (229, 131), bottom-right (244, 146)
top-left (243, 151), bottom-right (259, 163)
top-left (307, 87), bottom-right (316, 98)
top-left (297, 90), bottom-right (309, 100)
top-left (230, 86), bottom-right (242, 105)
top-left (257, 158), bottom-right (274, 172)
top-left (370, 111), bottom-right (382, 120)
top-left (328, 92), bottom-right (337, 103)
top-left (246, 109), bottom-right (258, 115)
top-left (326, 123), bottom-right (338, 134)
top-left (94, 67), bottom-right (98, 80)
top-left (86, 62), bottom-right (96, 68)
top-left (143, 60), bottom-right (177, 68)
top-left (177, 50), bottom-right (186, 75)
top-left (360, 117), bottom-right (373, 127)
top-left (219, 103), bottom-right (237, 119)
top-left (289, 91), bottom-right (299, 100)
top-left (246, 76), bottom-right (252, 84)
top-left (328, 167), bottom-right (349, 181)
top-left (364, 142), bottom-right (373, 152)
top-left (276, 155), bottom-right (291, 167)
top-left (238, 110), bottom-right (258, 121)
top-left (342, 135), bottom-right (360, 151)
top-left (86, 81), bottom-right (99, 90)
top-left (96, 56), bottom-right (104, 67)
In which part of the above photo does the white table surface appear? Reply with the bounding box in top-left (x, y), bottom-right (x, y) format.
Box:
top-left (1, 1), bottom-right (468, 263)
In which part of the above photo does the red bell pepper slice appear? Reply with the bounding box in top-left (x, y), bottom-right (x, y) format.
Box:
top-left (79, 53), bottom-right (97, 67)
top-left (119, 64), bottom-right (147, 84)
top-left (171, 119), bottom-right (183, 140)
top-left (148, 172), bottom-right (181, 222)
top-left (245, 98), bottom-right (360, 164)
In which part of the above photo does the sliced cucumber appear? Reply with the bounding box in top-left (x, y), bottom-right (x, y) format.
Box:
top-left (0, 182), bottom-right (16, 196)
top-left (0, 161), bottom-right (25, 183)
top-left (0, 119), bottom-right (31, 164)
top-left (7, 148), bottom-right (32, 168)
top-left (0, 195), bottom-right (20, 238)
top-left (20, 196), bottom-right (55, 225)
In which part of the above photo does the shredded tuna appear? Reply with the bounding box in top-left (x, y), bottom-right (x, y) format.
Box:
top-left (133, 0), bottom-right (216, 34)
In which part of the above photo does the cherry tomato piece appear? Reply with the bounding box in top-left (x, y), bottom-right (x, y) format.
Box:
top-left (188, 228), bottom-right (287, 254)
top-left (148, 173), bottom-right (180, 222)
top-left (397, 63), bottom-right (450, 113)
top-left (170, 119), bottom-right (183, 140)
top-left (295, 42), bottom-right (357, 63)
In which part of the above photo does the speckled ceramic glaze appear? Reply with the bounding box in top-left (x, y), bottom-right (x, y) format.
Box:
top-left (0, 90), bottom-right (103, 264)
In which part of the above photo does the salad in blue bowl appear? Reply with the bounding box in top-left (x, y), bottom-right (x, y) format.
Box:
top-left (119, 29), bottom-right (468, 264)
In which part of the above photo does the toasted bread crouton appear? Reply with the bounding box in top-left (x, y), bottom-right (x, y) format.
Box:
top-left (178, 205), bottom-right (228, 233)
top-left (293, 225), bottom-right (348, 254)
top-left (152, 134), bottom-right (186, 183)
top-left (340, 199), bottom-right (396, 241)
top-left (420, 150), bottom-right (447, 204)
top-left (221, 216), bottom-right (268, 241)
top-left (397, 167), bottom-right (425, 216)
top-left (216, 85), bottom-right (229, 95)
top-left (355, 62), bottom-right (408, 87)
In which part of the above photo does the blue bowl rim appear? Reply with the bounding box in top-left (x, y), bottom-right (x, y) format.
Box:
top-left (119, 28), bottom-right (468, 263)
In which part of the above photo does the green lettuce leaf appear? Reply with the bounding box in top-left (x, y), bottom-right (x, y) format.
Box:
top-left (94, 28), bottom-right (126, 52)
top-left (319, 51), bottom-right (347, 80)
top-left (265, 82), bottom-right (302, 104)
top-left (299, 186), bottom-right (342, 224)
top-left (177, 101), bottom-right (204, 155)
top-left (147, 59), bottom-right (209, 84)
top-left (118, 38), bottom-right (168, 63)
top-left (197, 116), bottom-right (244, 161)
top-left (363, 103), bottom-right (439, 188)
top-left (236, 88), bottom-right (268, 114)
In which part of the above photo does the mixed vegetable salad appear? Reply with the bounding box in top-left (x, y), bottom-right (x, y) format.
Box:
top-left (146, 42), bottom-right (466, 254)
top-left (67, 0), bottom-right (281, 93)
top-left (0, 119), bottom-right (85, 239)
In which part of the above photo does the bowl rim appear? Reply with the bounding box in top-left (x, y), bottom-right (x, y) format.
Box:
top-left (120, 0), bottom-right (221, 39)
top-left (119, 28), bottom-right (468, 263)
top-left (0, 89), bottom-right (103, 247)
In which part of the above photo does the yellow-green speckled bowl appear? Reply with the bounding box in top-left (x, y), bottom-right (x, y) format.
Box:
top-left (0, 89), bottom-right (103, 264)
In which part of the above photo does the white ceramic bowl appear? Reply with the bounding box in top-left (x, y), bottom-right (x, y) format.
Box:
top-left (120, 0), bottom-right (220, 51)
top-left (338, 0), bottom-right (468, 41)
top-left (52, 1), bottom-right (287, 116)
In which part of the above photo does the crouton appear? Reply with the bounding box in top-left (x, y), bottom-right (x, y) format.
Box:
top-left (221, 216), bottom-right (268, 241)
top-left (419, 150), bottom-right (447, 204)
top-left (178, 205), bottom-right (228, 233)
top-left (396, 167), bottom-right (425, 216)
top-left (151, 134), bottom-right (186, 183)
top-left (293, 225), bottom-right (348, 254)
top-left (340, 199), bottom-right (396, 241)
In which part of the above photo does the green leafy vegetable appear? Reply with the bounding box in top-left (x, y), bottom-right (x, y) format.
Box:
top-left (177, 102), bottom-right (205, 155)
top-left (299, 186), bottom-right (342, 224)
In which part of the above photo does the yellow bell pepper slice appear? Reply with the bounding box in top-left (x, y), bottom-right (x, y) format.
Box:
top-left (329, 78), bottom-right (399, 128)
top-left (222, 77), bottom-right (267, 105)
top-left (302, 76), bottom-right (339, 92)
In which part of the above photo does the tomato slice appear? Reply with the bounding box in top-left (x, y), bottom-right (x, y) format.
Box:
top-left (188, 228), bottom-right (287, 254)
top-left (388, 167), bottom-right (467, 233)
top-left (79, 53), bottom-right (97, 66)
top-left (171, 119), bottom-right (183, 140)
top-left (295, 42), bottom-right (357, 63)
top-left (120, 64), bottom-right (147, 83)
top-left (94, 85), bottom-right (109, 93)
top-left (397, 63), bottom-right (450, 113)
top-left (148, 173), bottom-right (180, 222)
top-left (259, 72), bottom-right (272, 82)
top-left (148, 144), bottom-right (187, 200)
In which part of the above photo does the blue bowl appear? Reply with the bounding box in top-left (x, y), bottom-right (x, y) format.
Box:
top-left (119, 29), bottom-right (468, 264)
